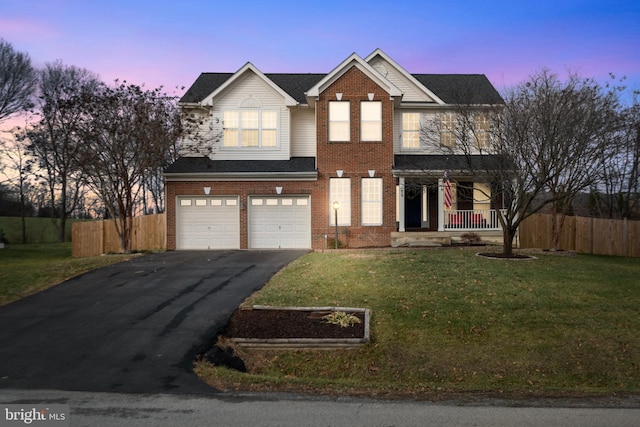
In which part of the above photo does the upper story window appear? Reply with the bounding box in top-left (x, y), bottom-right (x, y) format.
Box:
top-left (361, 101), bottom-right (382, 142)
top-left (440, 113), bottom-right (456, 148)
top-left (402, 112), bottom-right (420, 149)
top-left (329, 101), bottom-right (350, 142)
top-left (223, 110), bottom-right (278, 148)
top-left (473, 113), bottom-right (490, 149)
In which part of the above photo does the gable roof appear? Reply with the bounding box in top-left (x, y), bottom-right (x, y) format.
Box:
top-left (365, 48), bottom-right (445, 104)
top-left (180, 53), bottom-right (503, 106)
top-left (304, 52), bottom-right (403, 102)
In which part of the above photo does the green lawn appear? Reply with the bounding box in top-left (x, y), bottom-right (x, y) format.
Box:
top-left (196, 248), bottom-right (640, 399)
top-left (0, 243), bottom-right (134, 306)
top-left (0, 216), bottom-right (76, 244)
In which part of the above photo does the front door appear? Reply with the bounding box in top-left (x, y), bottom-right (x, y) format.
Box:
top-left (405, 191), bottom-right (421, 229)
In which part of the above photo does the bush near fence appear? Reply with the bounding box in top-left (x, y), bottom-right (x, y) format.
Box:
top-left (72, 214), bottom-right (166, 257)
top-left (519, 213), bottom-right (640, 257)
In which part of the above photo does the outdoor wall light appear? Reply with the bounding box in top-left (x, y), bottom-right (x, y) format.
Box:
top-left (276, 186), bottom-right (283, 194)
top-left (332, 201), bottom-right (340, 249)
top-left (336, 170), bottom-right (343, 177)
top-left (203, 187), bottom-right (211, 195)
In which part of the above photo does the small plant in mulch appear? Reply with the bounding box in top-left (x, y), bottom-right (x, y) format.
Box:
top-left (322, 311), bottom-right (362, 328)
top-left (460, 232), bottom-right (482, 245)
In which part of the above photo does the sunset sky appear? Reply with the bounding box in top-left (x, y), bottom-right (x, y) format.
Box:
top-left (2, 0), bottom-right (639, 101)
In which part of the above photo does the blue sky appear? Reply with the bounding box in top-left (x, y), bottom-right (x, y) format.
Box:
top-left (2, 0), bottom-right (639, 99)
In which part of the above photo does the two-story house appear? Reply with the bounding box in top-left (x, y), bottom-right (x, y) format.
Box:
top-left (164, 49), bottom-right (504, 250)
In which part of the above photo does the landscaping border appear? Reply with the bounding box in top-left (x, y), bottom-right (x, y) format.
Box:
top-left (230, 305), bottom-right (370, 350)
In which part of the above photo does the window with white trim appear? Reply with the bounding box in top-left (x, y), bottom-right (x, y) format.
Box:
top-left (329, 101), bottom-right (350, 142)
top-left (473, 113), bottom-right (490, 149)
top-left (361, 101), bottom-right (382, 141)
top-left (402, 112), bottom-right (420, 149)
top-left (361, 178), bottom-right (382, 225)
top-left (329, 178), bottom-right (351, 226)
top-left (223, 110), bottom-right (278, 148)
top-left (440, 113), bottom-right (456, 148)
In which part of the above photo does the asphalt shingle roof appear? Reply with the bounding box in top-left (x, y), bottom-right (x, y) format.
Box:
top-left (179, 72), bottom-right (503, 105)
top-left (413, 74), bottom-right (503, 104)
top-left (394, 155), bottom-right (505, 173)
top-left (164, 156), bottom-right (316, 174)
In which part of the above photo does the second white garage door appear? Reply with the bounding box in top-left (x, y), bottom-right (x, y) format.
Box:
top-left (249, 196), bottom-right (311, 249)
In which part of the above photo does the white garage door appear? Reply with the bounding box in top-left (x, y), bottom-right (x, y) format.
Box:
top-left (176, 196), bottom-right (240, 249)
top-left (249, 196), bottom-right (311, 249)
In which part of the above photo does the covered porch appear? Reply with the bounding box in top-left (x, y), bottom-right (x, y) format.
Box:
top-left (392, 155), bottom-right (506, 247)
top-left (396, 176), bottom-right (504, 233)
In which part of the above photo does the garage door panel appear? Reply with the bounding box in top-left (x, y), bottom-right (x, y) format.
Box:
top-left (177, 196), bottom-right (240, 250)
top-left (249, 196), bottom-right (311, 249)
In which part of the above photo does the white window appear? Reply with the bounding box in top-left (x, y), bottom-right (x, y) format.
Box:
top-left (361, 101), bottom-right (382, 141)
top-left (440, 113), bottom-right (456, 148)
top-left (223, 110), bottom-right (278, 148)
top-left (329, 101), bottom-right (350, 142)
top-left (473, 113), bottom-right (490, 149)
top-left (402, 112), bottom-right (420, 149)
top-left (330, 178), bottom-right (351, 226)
top-left (361, 178), bottom-right (382, 225)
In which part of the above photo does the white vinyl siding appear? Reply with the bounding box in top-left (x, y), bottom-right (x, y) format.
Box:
top-left (329, 101), bottom-right (350, 142)
top-left (361, 178), bottom-right (382, 225)
top-left (290, 107), bottom-right (316, 157)
top-left (361, 101), bottom-right (382, 142)
top-left (368, 56), bottom-right (436, 102)
top-left (205, 71), bottom-right (291, 160)
top-left (330, 178), bottom-right (351, 226)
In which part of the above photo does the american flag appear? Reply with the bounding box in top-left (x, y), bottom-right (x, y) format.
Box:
top-left (444, 170), bottom-right (452, 210)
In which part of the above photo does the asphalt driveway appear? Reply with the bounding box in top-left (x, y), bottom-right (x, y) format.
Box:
top-left (0, 250), bottom-right (307, 394)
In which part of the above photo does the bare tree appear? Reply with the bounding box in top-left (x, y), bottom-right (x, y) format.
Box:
top-left (71, 81), bottom-right (181, 252)
top-left (528, 71), bottom-right (622, 250)
top-left (26, 61), bottom-right (100, 242)
top-left (422, 69), bottom-right (621, 255)
top-left (0, 131), bottom-right (36, 243)
top-left (594, 93), bottom-right (640, 219)
top-left (0, 39), bottom-right (36, 122)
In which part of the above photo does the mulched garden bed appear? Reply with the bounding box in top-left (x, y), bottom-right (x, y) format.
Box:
top-left (222, 308), bottom-right (366, 339)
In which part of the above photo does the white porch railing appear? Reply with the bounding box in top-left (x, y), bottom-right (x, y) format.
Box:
top-left (444, 209), bottom-right (505, 231)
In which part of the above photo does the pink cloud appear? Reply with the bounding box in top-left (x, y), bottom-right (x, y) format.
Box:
top-left (0, 17), bottom-right (59, 42)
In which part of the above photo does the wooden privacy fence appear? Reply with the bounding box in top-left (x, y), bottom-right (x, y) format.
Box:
top-left (72, 214), bottom-right (166, 257)
top-left (519, 213), bottom-right (640, 257)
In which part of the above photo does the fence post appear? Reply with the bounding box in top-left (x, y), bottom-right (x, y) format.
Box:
top-left (623, 218), bottom-right (629, 257)
top-left (100, 219), bottom-right (105, 255)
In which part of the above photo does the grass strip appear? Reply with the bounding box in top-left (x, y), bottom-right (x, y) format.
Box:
top-left (0, 243), bottom-right (134, 306)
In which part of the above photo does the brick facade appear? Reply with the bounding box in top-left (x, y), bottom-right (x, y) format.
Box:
top-left (315, 67), bottom-right (396, 248)
top-left (167, 65), bottom-right (399, 250)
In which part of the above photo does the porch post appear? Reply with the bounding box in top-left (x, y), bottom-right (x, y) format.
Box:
top-left (437, 178), bottom-right (444, 231)
top-left (398, 177), bottom-right (405, 232)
